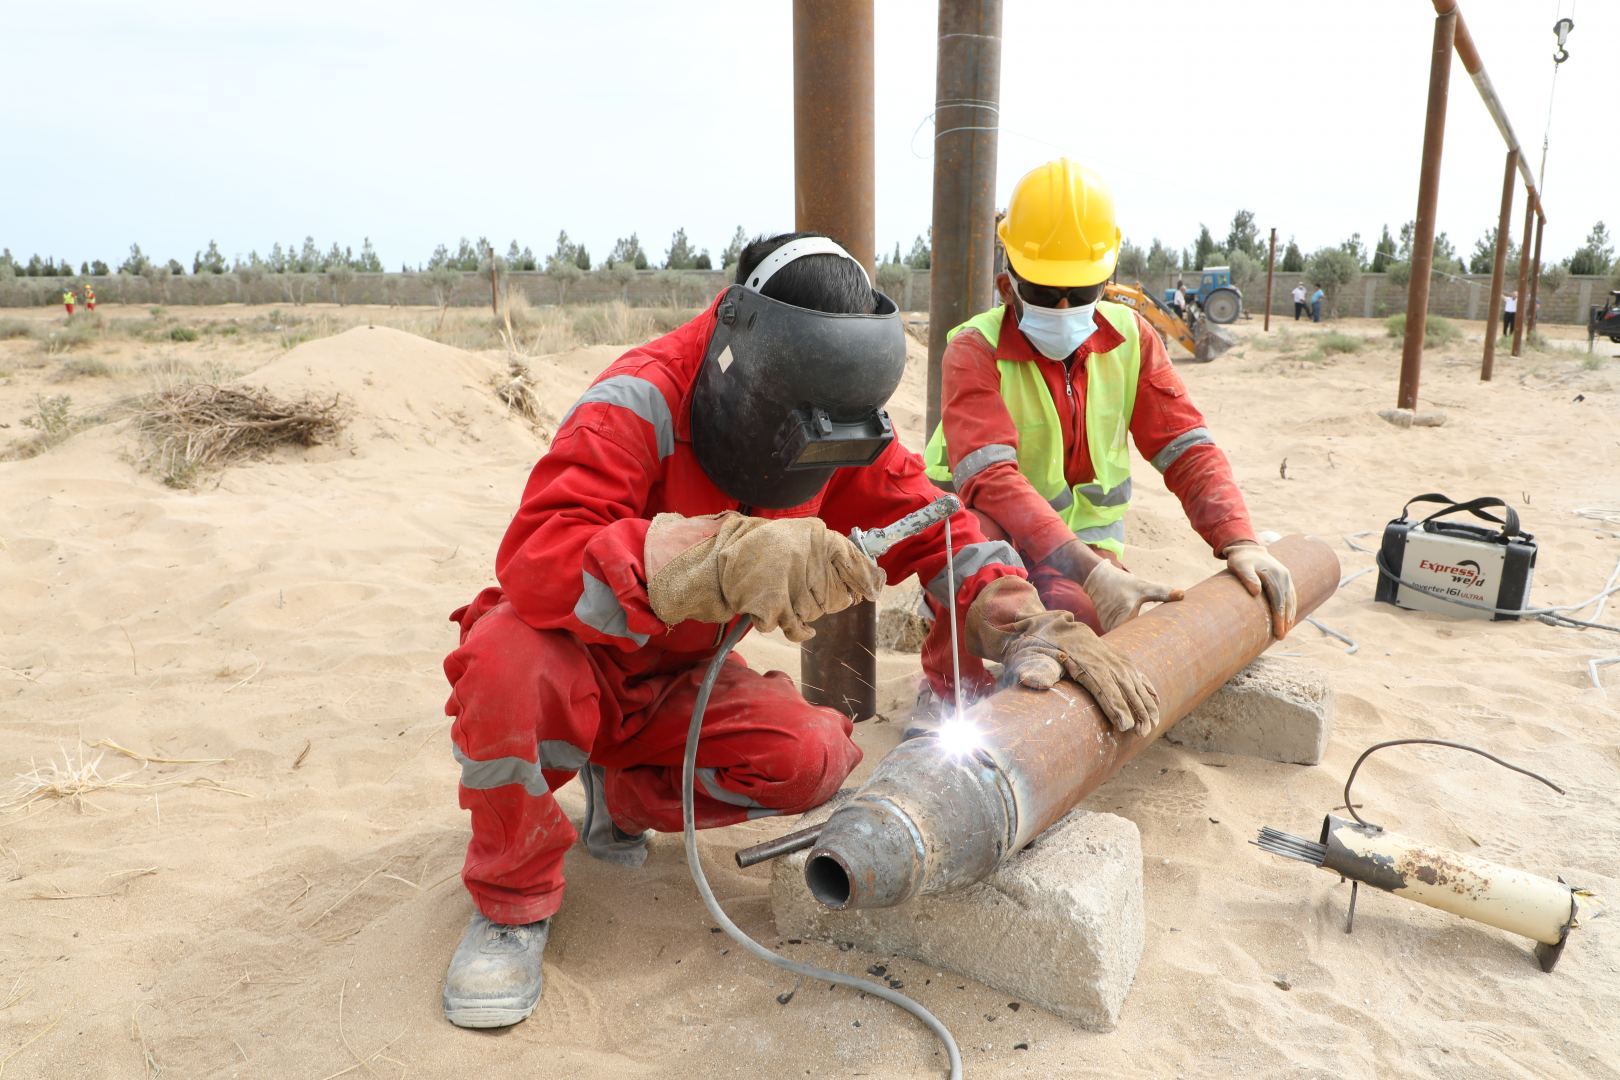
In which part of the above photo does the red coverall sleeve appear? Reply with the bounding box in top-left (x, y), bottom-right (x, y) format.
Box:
top-left (940, 328), bottom-right (1077, 565)
top-left (819, 440), bottom-right (1027, 699)
top-left (494, 370), bottom-right (677, 651)
top-left (1127, 315), bottom-right (1256, 557)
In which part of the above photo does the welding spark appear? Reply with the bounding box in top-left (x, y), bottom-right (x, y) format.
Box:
top-left (935, 715), bottom-right (984, 759)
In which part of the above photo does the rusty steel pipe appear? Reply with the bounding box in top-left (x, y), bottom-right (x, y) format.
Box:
top-left (1512, 195), bottom-right (1534, 358)
top-left (1481, 148), bottom-right (1517, 381)
top-left (805, 534), bottom-right (1341, 910)
top-left (1432, 0), bottom-right (1542, 213)
top-left (1398, 10), bottom-right (1455, 411)
top-left (793, 0), bottom-right (879, 720)
top-left (1264, 227), bottom-right (1277, 333)
top-left (1527, 214), bottom-right (1546, 335)
top-left (925, 0), bottom-right (1003, 438)
top-left (791, 0), bottom-right (876, 272)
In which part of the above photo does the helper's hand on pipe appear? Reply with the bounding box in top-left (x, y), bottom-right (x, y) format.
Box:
top-left (1082, 561), bottom-right (1185, 633)
top-left (964, 577), bottom-right (1160, 733)
top-left (646, 512), bottom-right (885, 643)
top-left (1223, 541), bottom-right (1297, 639)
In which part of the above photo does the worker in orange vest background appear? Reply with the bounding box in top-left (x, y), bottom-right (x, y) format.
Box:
top-left (63, 287), bottom-right (77, 316)
top-left (84, 282), bottom-right (96, 312)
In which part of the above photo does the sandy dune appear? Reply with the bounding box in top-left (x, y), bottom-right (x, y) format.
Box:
top-left (2, 309), bottom-right (1618, 1078)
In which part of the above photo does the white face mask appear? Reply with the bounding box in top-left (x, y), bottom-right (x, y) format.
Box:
top-left (1016, 299), bottom-right (1098, 360)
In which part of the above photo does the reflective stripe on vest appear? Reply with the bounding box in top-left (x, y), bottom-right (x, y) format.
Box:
top-left (923, 303), bottom-right (1141, 555)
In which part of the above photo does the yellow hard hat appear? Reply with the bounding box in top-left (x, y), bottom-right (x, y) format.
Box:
top-left (997, 158), bottom-right (1120, 287)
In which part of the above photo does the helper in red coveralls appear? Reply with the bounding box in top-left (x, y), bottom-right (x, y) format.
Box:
top-left (439, 233), bottom-right (1160, 1029)
top-left (925, 159), bottom-right (1298, 639)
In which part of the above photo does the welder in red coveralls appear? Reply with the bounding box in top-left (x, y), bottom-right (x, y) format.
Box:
top-left (924, 159), bottom-right (1298, 639)
top-left (438, 233), bottom-right (1160, 1029)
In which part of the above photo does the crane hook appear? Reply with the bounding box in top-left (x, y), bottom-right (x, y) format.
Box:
top-left (1552, 17), bottom-right (1573, 65)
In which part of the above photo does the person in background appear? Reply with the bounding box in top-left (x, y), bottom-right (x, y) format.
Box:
top-left (83, 281), bottom-right (96, 312)
top-left (1502, 292), bottom-right (1517, 337)
top-left (62, 287), bottom-right (76, 316)
top-left (925, 158), bottom-right (1297, 643)
top-left (1291, 282), bottom-right (1308, 321)
top-left (1310, 284), bottom-right (1325, 323)
top-left (1172, 280), bottom-right (1188, 322)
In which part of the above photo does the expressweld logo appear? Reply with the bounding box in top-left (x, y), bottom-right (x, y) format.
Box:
top-left (1419, 557), bottom-right (1487, 588)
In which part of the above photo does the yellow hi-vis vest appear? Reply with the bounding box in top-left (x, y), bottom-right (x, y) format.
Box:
top-left (924, 302), bottom-right (1141, 555)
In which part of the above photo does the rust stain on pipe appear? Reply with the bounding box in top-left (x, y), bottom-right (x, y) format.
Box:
top-left (807, 535), bottom-right (1341, 909)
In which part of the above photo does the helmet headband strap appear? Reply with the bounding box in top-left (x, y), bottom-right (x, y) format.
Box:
top-left (742, 236), bottom-right (872, 293)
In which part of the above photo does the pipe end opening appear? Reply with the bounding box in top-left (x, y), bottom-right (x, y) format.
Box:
top-left (806, 854), bottom-right (852, 909)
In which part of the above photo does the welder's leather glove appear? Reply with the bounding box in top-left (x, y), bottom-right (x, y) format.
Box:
top-left (645, 512), bottom-right (885, 643)
top-left (963, 577), bottom-right (1160, 733)
top-left (1081, 561), bottom-right (1185, 633)
top-left (1223, 542), bottom-right (1297, 639)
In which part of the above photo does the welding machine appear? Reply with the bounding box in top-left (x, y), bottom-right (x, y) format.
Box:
top-left (1374, 494), bottom-right (1538, 620)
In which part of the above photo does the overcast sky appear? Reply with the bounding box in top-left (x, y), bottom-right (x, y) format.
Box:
top-left (5, 0), bottom-right (1611, 271)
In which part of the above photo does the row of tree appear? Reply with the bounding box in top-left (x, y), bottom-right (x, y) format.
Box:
top-left (1115, 211), bottom-right (1615, 287)
top-left (0, 226), bottom-right (762, 281)
top-left (2, 219), bottom-right (1611, 287)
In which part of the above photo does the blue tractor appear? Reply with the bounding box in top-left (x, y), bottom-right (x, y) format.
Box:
top-left (1164, 267), bottom-right (1243, 325)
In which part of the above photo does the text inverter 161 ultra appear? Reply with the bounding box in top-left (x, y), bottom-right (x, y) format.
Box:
top-left (1374, 494), bottom-right (1537, 621)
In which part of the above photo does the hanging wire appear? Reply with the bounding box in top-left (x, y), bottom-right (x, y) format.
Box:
top-left (1539, 0), bottom-right (1576, 194)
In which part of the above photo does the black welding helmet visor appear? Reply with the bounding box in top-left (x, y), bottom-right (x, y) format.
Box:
top-left (691, 283), bottom-right (907, 509)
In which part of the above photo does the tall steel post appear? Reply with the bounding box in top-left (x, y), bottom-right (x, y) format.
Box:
top-left (1511, 197), bottom-right (1534, 357)
top-left (793, 0), bottom-right (879, 720)
top-left (1527, 213), bottom-right (1545, 334)
top-left (1481, 149), bottom-right (1517, 382)
top-left (1263, 227), bottom-right (1277, 332)
top-left (1398, 11), bottom-right (1455, 411)
top-left (925, 0), bottom-right (1003, 438)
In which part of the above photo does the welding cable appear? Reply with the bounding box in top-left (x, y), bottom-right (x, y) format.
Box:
top-left (681, 620), bottom-right (964, 1080)
top-left (1373, 553), bottom-right (1620, 635)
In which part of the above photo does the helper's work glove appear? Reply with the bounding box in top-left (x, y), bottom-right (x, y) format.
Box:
top-left (1081, 561), bottom-right (1184, 633)
top-left (963, 576), bottom-right (1160, 733)
top-left (1223, 542), bottom-right (1297, 639)
top-left (645, 512), bottom-right (885, 643)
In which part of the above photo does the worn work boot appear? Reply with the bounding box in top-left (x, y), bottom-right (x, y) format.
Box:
top-left (578, 763), bottom-right (651, 868)
top-left (442, 913), bottom-right (550, 1029)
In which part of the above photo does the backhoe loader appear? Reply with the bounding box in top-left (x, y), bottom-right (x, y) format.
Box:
top-left (1103, 281), bottom-right (1237, 363)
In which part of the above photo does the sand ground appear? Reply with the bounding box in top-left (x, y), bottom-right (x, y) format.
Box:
top-left (2, 303), bottom-right (1618, 1078)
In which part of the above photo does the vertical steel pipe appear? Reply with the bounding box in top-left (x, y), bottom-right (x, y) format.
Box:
top-left (791, 0), bottom-right (876, 271)
top-left (806, 535), bottom-right (1342, 909)
top-left (1264, 227), bottom-right (1277, 332)
top-left (792, 0), bottom-right (879, 720)
top-left (1512, 197), bottom-right (1534, 357)
top-left (1527, 214), bottom-right (1546, 334)
top-left (925, 0), bottom-right (1003, 439)
top-left (1481, 148), bottom-right (1517, 381)
top-left (1398, 11), bottom-right (1455, 411)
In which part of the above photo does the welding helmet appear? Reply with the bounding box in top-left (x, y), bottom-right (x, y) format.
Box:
top-left (690, 241), bottom-right (906, 509)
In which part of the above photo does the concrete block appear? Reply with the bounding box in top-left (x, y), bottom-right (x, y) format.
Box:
top-left (1163, 655), bottom-right (1332, 765)
top-left (876, 582), bottom-right (929, 653)
top-left (769, 805), bottom-right (1143, 1031)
